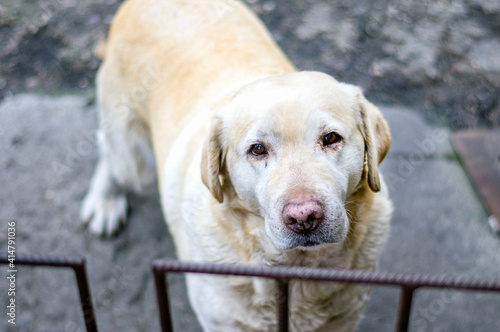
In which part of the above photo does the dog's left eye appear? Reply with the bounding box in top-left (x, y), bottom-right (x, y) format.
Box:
top-left (249, 144), bottom-right (268, 156)
top-left (322, 132), bottom-right (342, 146)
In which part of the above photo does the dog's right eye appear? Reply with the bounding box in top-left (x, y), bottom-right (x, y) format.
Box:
top-left (249, 144), bottom-right (268, 157)
top-left (322, 132), bottom-right (342, 146)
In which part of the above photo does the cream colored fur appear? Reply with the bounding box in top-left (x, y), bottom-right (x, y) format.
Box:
top-left (81, 0), bottom-right (393, 331)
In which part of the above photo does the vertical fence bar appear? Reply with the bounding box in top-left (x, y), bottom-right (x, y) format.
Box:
top-left (72, 263), bottom-right (98, 332)
top-left (276, 278), bottom-right (290, 332)
top-left (153, 269), bottom-right (174, 332)
top-left (0, 254), bottom-right (99, 332)
top-left (395, 286), bottom-right (416, 332)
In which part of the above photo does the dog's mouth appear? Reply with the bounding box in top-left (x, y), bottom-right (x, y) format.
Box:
top-left (269, 221), bottom-right (348, 251)
top-left (282, 231), bottom-right (335, 250)
top-left (302, 239), bottom-right (322, 247)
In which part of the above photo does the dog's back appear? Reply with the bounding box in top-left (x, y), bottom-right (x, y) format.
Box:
top-left (99, 0), bottom-right (294, 169)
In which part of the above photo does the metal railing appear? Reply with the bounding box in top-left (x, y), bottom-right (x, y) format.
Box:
top-left (3, 253), bottom-right (500, 332)
top-left (152, 258), bottom-right (500, 332)
top-left (0, 253), bottom-right (98, 332)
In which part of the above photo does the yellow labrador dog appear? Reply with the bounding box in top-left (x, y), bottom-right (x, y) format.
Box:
top-left (81, 0), bottom-right (392, 331)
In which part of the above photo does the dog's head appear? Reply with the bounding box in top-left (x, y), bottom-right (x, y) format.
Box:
top-left (201, 72), bottom-right (390, 251)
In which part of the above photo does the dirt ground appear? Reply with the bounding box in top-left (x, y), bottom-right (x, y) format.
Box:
top-left (1, 0), bottom-right (500, 128)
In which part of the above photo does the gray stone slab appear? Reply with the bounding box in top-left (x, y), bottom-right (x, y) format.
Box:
top-left (358, 107), bottom-right (500, 332)
top-left (380, 106), bottom-right (454, 158)
top-left (0, 94), bottom-right (200, 332)
top-left (1, 94), bottom-right (499, 332)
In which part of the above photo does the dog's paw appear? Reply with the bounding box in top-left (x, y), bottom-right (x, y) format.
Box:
top-left (80, 191), bottom-right (128, 237)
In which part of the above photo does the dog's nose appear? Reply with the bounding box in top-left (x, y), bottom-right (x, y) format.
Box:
top-left (282, 200), bottom-right (324, 234)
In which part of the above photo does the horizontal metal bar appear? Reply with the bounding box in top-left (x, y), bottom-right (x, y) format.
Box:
top-left (0, 253), bottom-right (98, 332)
top-left (152, 258), bottom-right (500, 293)
top-left (0, 253), bottom-right (86, 268)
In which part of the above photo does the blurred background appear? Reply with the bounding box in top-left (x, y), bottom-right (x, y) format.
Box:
top-left (1, 1), bottom-right (499, 331)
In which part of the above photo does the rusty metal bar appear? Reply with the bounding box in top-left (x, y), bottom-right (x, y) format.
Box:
top-left (276, 278), bottom-right (289, 332)
top-left (395, 286), bottom-right (416, 332)
top-left (152, 258), bottom-right (500, 332)
top-left (153, 267), bottom-right (174, 332)
top-left (0, 253), bottom-right (98, 332)
top-left (73, 263), bottom-right (98, 332)
top-left (152, 258), bottom-right (500, 292)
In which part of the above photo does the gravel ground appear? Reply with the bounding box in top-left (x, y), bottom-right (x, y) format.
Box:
top-left (1, 0), bottom-right (500, 128)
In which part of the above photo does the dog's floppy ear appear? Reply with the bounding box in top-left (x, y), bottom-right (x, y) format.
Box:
top-left (201, 114), bottom-right (225, 203)
top-left (359, 93), bottom-right (391, 192)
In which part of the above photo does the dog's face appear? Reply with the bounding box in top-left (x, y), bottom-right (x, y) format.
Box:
top-left (202, 72), bottom-right (390, 251)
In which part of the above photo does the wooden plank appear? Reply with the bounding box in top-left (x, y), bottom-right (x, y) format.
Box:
top-left (452, 129), bottom-right (500, 234)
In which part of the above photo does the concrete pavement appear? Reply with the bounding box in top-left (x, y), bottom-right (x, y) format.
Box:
top-left (1, 94), bottom-right (499, 331)
top-left (360, 106), bottom-right (500, 331)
